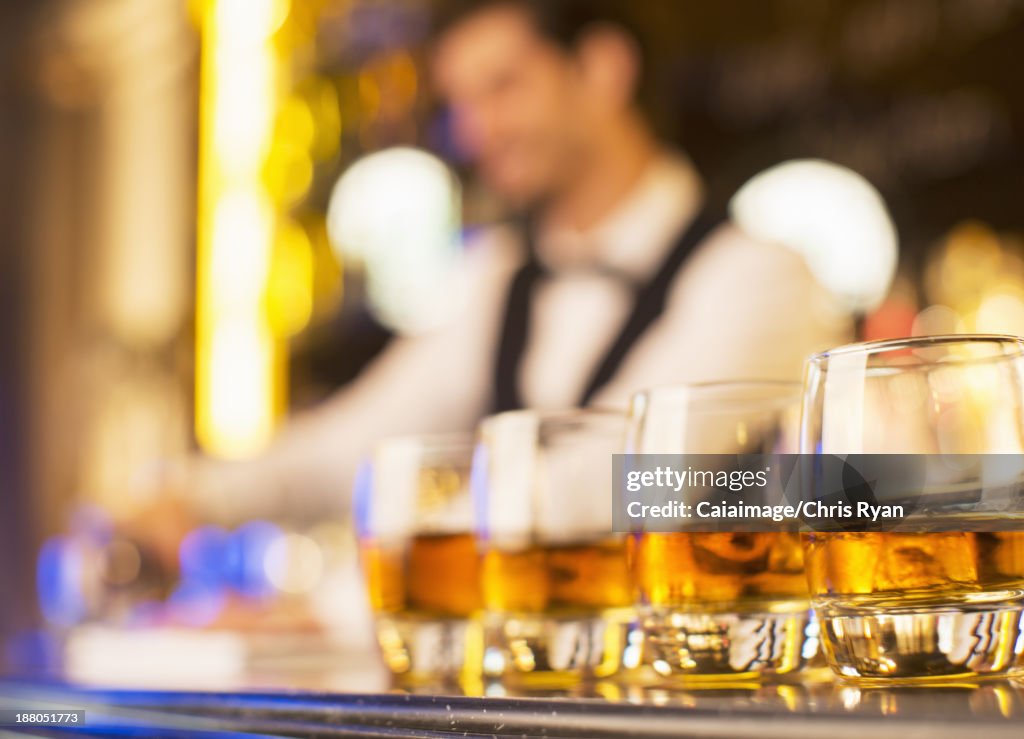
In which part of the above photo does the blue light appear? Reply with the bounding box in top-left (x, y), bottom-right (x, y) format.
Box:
top-left (178, 525), bottom-right (231, 586)
top-left (230, 520), bottom-right (281, 597)
top-left (179, 521), bottom-right (284, 599)
top-left (352, 460), bottom-right (374, 539)
top-left (4, 629), bottom-right (62, 672)
top-left (36, 536), bottom-right (87, 627)
top-left (166, 579), bottom-right (226, 628)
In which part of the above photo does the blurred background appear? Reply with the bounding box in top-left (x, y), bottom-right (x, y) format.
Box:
top-left (0, 0), bottom-right (1022, 686)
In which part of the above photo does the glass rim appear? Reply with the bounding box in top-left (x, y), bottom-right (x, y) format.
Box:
top-left (808, 333), bottom-right (1024, 367)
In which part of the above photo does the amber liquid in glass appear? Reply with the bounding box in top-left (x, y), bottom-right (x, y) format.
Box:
top-left (803, 532), bottom-right (1024, 681)
top-left (361, 532), bottom-right (482, 617)
top-left (483, 539), bottom-right (632, 614)
top-left (631, 532), bottom-right (807, 607)
top-left (630, 532), bottom-right (813, 679)
top-left (360, 533), bottom-right (482, 683)
top-left (481, 538), bottom-right (633, 682)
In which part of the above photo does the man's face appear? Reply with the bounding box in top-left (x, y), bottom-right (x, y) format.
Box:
top-left (432, 6), bottom-right (592, 206)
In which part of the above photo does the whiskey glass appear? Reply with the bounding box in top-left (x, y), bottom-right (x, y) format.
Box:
top-left (626, 382), bottom-right (816, 681)
top-left (801, 334), bottom-right (1024, 682)
top-left (354, 434), bottom-right (482, 686)
top-left (473, 409), bottom-right (633, 686)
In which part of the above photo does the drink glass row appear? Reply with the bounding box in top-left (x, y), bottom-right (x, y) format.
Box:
top-left (355, 335), bottom-right (1024, 686)
top-left (355, 411), bottom-right (633, 688)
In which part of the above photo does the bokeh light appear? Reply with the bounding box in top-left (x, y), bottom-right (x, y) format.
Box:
top-left (912, 304), bottom-right (963, 336)
top-left (196, 0), bottom-right (291, 458)
top-left (731, 159), bottom-right (898, 313)
top-left (231, 520), bottom-right (282, 597)
top-left (326, 147), bottom-right (462, 333)
top-left (915, 222), bottom-right (1024, 337)
top-left (263, 533), bottom-right (324, 594)
top-left (266, 218), bottom-right (315, 337)
top-left (976, 288), bottom-right (1024, 335)
top-left (37, 537), bottom-right (88, 628)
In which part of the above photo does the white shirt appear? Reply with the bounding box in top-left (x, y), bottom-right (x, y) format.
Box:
top-left (191, 152), bottom-right (852, 522)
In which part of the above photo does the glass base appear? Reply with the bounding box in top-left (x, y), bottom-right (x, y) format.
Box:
top-left (481, 609), bottom-right (634, 686)
top-left (375, 615), bottom-right (481, 687)
top-left (640, 601), bottom-right (817, 681)
top-left (816, 594), bottom-right (1024, 682)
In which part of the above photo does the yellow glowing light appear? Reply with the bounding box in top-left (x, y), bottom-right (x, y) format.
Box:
top-left (306, 79), bottom-right (342, 161)
top-left (196, 0), bottom-right (290, 458)
top-left (214, 0), bottom-right (289, 45)
top-left (267, 219), bottom-right (314, 337)
top-left (208, 191), bottom-right (274, 307)
top-left (211, 57), bottom-right (274, 173)
top-left (927, 222), bottom-right (1004, 307)
top-left (975, 289), bottom-right (1024, 335)
top-left (277, 95), bottom-right (317, 152)
top-left (263, 139), bottom-right (314, 205)
top-left (204, 320), bottom-right (277, 451)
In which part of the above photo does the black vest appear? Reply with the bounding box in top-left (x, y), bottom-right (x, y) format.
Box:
top-left (493, 201), bottom-right (727, 412)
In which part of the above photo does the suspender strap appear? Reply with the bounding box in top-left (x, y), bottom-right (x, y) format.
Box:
top-left (493, 244), bottom-right (546, 413)
top-left (492, 201), bottom-right (727, 412)
top-left (578, 202), bottom-right (726, 405)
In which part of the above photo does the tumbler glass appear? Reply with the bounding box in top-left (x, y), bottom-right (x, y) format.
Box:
top-left (354, 434), bottom-right (482, 686)
top-left (626, 382), bottom-right (817, 681)
top-left (801, 334), bottom-right (1024, 682)
top-left (473, 409), bottom-right (633, 686)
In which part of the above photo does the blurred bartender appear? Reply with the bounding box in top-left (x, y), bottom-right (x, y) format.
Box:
top-left (180, 0), bottom-right (852, 523)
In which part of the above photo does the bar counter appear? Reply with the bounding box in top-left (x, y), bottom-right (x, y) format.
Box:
top-left (4, 671), bottom-right (1024, 738)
